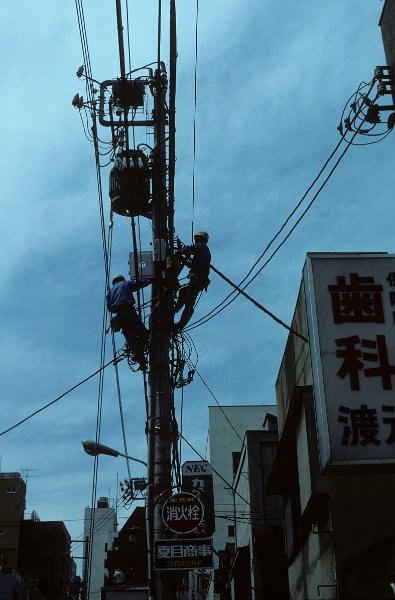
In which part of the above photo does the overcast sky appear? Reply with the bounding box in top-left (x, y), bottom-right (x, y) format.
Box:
top-left (0, 0), bottom-right (393, 574)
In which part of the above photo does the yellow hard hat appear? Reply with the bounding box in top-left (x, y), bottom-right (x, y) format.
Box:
top-left (194, 230), bottom-right (209, 242)
top-left (112, 274), bottom-right (125, 285)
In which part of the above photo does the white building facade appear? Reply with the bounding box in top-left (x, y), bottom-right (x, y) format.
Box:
top-left (83, 497), bottom-right (117, 600)
top-left (206, 405), bottom-right (276, 599)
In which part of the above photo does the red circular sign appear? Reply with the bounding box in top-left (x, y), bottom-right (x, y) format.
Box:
top-left (162, 492), bottom-right (204, 534)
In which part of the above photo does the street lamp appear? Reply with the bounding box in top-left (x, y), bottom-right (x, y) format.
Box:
top-left (82, 439), bottom-right (151, 594)
top-left (81, 440), bottom-right (147, 467)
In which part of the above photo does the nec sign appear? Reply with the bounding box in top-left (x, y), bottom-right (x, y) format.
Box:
top-left (181, 461), bottom-right (215, 536)
top-left (182, 462), bottom-right (212, 475)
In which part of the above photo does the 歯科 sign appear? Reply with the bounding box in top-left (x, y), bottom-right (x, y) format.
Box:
top-left (303, 253), bottom-right (395, 472)
top-left (155, 538), bottom-right (213, 570)
top-left (162, 491), bottom-right (204, 534)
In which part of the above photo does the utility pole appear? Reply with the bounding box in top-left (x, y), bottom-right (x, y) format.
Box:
top-left (111, 4), bottom-right (171, 597)
top-left (147, 61), bottom-right (175, 599)
top-left (83, 2), bottom-right (177, 596)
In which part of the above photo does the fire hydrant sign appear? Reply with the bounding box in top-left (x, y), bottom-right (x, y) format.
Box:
top-left (303, 253), bottom-right (395, 472)
top-left (162, 491), bottom-right (204, 534)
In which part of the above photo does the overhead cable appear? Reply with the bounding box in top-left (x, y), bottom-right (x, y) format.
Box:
top-left (191, 0), bottom-right (199, 241)
top-left (185, 134), bottom-right (344, 331)
top-left (190, 364), bottom-right (273, 491)
top-left (111, 331), bottom-right (132, 480)
top-left (187, 93), bottom-right (377, 332)
top-left (186, 80), bottom-right (379, 332)
top-left (168, 0), bottom-right (177, 256)
top-left (179, 432), bottom-right (272, 523)
top-left (71, 494), bottom-right (133, 554)
top-left (209, 263), bottom-right (308, 342)
top-left (0, 356), bottom-right (124, 437)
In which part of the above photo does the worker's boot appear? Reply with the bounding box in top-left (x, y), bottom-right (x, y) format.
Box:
top-left (133, 348), bottom-right (147, 371)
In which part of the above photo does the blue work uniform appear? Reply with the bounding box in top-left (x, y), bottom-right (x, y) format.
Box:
top-left (174, 242), bottom-right (211, 331)
top-left (107, 279), bottom-right (150, 350)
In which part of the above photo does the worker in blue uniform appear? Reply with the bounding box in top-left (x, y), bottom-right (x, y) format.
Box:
top-left (174, 231), bottom-right (211, 332)
top-left (107, 274), bottom-right (151, 365)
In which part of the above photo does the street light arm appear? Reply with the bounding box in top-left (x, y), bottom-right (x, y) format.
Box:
top-left (82, 440), bottom-right (147, 466)
top-left (118, 451), bottom-right (147, 467)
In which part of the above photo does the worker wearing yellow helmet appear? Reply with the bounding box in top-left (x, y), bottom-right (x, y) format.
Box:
top-left (174, 230), bottom-right (211, 332)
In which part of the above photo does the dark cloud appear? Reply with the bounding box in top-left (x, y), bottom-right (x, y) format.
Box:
top-left (0, 0), bottom-right (392, 567)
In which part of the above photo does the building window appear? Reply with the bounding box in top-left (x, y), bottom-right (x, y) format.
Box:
top-left (228, 525), bottom-right (235, 537)
top-left (0, 529), bottom-right (5, 536)
top-left (5, 487), bottom-right (16, 494)
top-left (232, 452), bottom-right (241, 476)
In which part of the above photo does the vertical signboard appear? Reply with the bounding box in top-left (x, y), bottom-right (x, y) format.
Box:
top-left (182, 461), bottom-right (215, 535)
top-left (304, 253), bottom-right (395, 472)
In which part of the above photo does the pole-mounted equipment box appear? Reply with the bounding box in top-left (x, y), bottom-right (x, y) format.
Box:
top-left (129, 251), bottom-right (154, 280)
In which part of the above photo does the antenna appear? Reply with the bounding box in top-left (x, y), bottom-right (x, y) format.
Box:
top-left (21, 468), bottom-right (39, 489)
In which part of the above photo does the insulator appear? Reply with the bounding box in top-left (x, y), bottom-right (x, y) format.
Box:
top-left (377, 82), bottom-right (390, 96)
top-left (109, 149), bottom-right (152, 218)
top-left (375, 66), bottom-right (385, 80)
top-left (375, 65), bottom-right (394, 82)
top-left (72, 94), bottom-right (84, 109)
top-left (72, 93), bottom-right (80, 108)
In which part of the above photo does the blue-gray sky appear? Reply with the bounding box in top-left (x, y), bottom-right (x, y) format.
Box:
top-left (1, 0), bottom-right (393, 572)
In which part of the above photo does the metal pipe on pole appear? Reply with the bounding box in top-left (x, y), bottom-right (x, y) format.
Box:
top-left (115, 0), bottom-right (126, 80)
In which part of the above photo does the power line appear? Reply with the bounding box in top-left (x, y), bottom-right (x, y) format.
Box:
top-left (209, 263), bottom-right (308, 342)
top-left (186, 80), bottom-right (379, 332)
top-left (191, 0), bottom-right (199, 241)
top-left (87, 283), bottom-right (110, 598)
top-left (191, 363), bottom-right (274, 490)
top-left (71, 494), bottom-right (133, 555)
top-left (0, 356), bottom-right (123, 437)
top-left (186, 116), bottom-right (368, 332)
top-left (179, 431), bottom-right (272, 524)
top-left (184, 134), bottom-right (343, 331)
top-left (73, 5), bottom-right (111, 592)
top-left (111, 331), bottom-right (132, 480)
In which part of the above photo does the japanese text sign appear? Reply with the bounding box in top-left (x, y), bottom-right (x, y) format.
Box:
top-left (162, 491), bottom-right (204, 534)
top-left (303, 254), bottom-right (395, 471)
top-left (182, 461), bottom-right (215, 536)
top-left (155, 538), bottom-right (213, 570)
